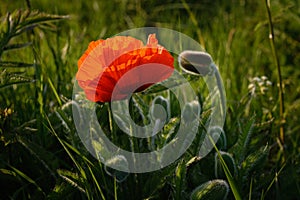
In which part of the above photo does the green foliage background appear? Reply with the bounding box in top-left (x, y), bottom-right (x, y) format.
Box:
top-left (0, 0), bottom-right (299, 199)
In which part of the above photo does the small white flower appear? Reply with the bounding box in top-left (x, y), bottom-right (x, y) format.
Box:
top-left (261, 76), bottom-right (268, 81)
top-left (248, 83), bottom-right (255, 90)
top-left (258, 81), bottom-right (264, 87)
top-left (252, 77), bottom-right (261, 82)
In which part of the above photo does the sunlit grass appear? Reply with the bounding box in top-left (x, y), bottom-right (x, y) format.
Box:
top-left (0, 0), bottom-right (299, 199)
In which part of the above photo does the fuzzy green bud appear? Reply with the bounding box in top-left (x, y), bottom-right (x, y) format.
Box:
top-left (190, 179), bottom-right (229, 200)
top-left (104, 155), bottom-right (129, 182)
top-left (214, 151), bottom-right (237, 179)
top-left (182, 100), bottom-right (200, 123)
top-left (150, 96), bottom-right (170, 122)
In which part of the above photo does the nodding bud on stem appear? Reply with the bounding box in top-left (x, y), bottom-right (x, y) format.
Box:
top-left (151, 96), bottom-right (170, 122)
top-left (178, 51), bottom-right (213, 76)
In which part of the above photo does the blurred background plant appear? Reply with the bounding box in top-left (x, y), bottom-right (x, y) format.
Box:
top-left (0, 0), bottom-right (299, 199)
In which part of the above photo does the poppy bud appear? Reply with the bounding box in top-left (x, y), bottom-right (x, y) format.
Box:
top-left (150, 96), bottom-right (170, 122)
top-left (190, 179), bottom-right (229, 200)
top-left (104, 155), bottom-right (129, 182)
top-left (214, 151), bottom-right (237, 179)
top-left (178, 51), bottom-right (213, 76)
top-left (182, 100), bottom-right (201, 123)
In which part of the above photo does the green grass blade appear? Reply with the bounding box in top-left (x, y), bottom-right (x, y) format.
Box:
top-left (0, 61), bottom-right (34, 68)
top-left (2, 42), bottom-right (32, 51)
top-left (87, 164), bottom-right (106, 200)
top-left (44, 115), bottom-right (80, 170)
top-left (48, 77), bottom-right (62, 106)
top-left (9, 166), bottom-right (46, 196)
top-left (262, 163), bottom-right (286, 199)
top-left (43, 115), bottom-right (92, 196)
top-left (209, 135), bottom-right (242, 200)
top-left (249, 177), bottom-right (253, 200)
top-left (62, 140), bottom-right (94, 166)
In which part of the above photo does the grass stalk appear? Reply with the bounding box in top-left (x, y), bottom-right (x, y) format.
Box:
top-left (32, 44), bottom-right (45, 145)
top-left (262, 163), bottom-right (285, 199)
top-left (114, 176), bottom-right (118, 200)
top-left (87, 164), bottom-right (106, 200)
top-left (249, 177), bottom-right (253, 200)
top-left (264, 0), bottom-right (285, 145)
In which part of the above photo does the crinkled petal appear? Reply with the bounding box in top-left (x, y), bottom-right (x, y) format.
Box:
top-left (76, 34), bottom-right (174, 103)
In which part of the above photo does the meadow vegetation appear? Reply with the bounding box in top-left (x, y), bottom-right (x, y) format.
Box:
top-left (0, 0), bottom-right (299, 199)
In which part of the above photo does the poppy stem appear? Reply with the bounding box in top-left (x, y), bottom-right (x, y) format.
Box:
top-left (197, 64), bottom-right (227, 159)
top-left (212, 64), bottom-right (227, 119)
top-left (150, 119), bottom-right (161, 150)
top-left (108, 102), bottom-right (116, 141)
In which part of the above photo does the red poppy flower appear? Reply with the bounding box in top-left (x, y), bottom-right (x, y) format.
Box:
top-left (76, 34), bottom-right (174, 103)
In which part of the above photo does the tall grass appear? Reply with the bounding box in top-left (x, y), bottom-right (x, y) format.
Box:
top-left (0, 0), bottom-right (299, 199)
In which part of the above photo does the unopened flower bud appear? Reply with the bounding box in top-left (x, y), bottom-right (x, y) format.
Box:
top-left (150, 96), bottom-right (170, 122)
top-left (178, 51), bottom-right (213, 76)
top-left (182, 100), bottom-right (200, 123)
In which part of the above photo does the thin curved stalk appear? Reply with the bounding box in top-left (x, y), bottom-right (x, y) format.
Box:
top-left (265, 0), bottom-right (285, 146)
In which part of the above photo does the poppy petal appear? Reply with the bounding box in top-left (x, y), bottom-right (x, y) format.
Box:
top-left (76, 34), bottom-right (174, 103)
